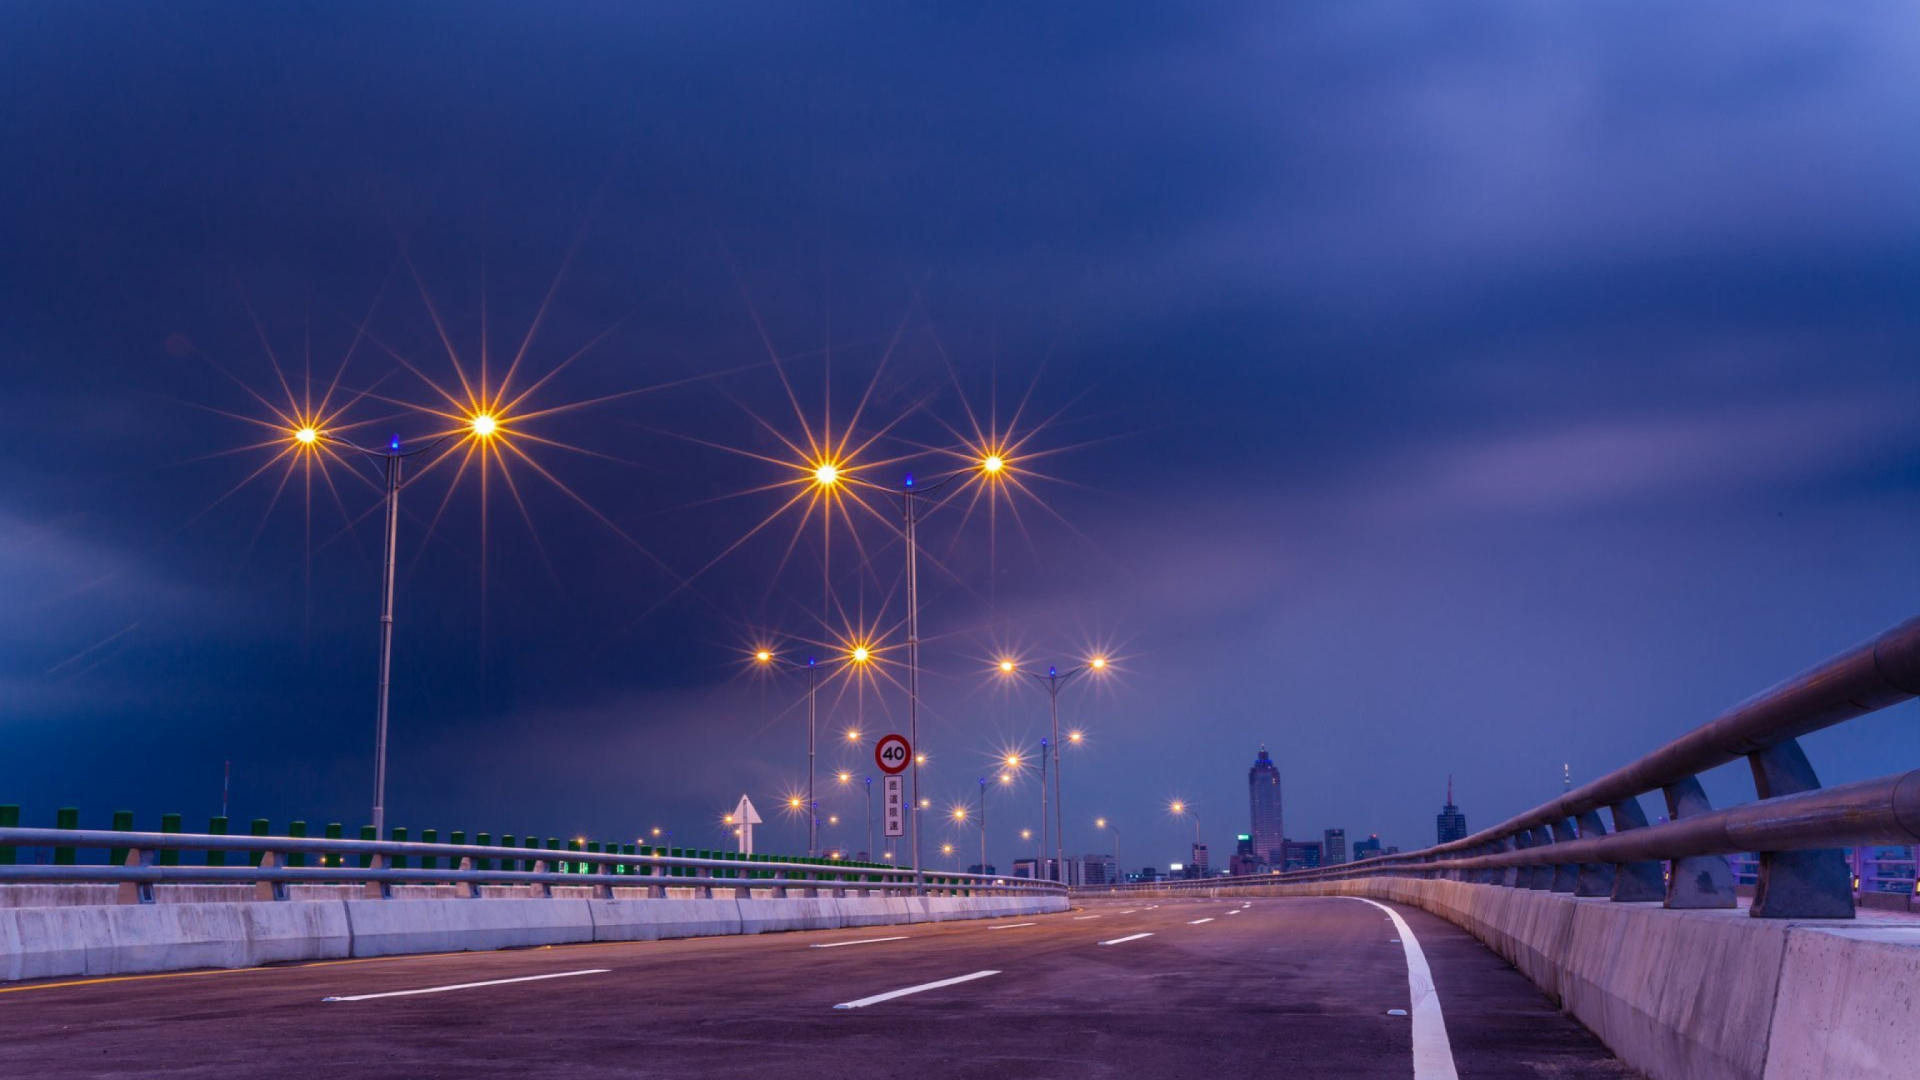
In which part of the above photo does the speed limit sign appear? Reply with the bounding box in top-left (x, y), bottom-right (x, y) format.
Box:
top-left (874, 734), bottom-right (911, 775)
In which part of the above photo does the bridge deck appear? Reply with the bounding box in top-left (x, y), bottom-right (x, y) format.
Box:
top-left (0, 897), bottom-right (1633, 1078)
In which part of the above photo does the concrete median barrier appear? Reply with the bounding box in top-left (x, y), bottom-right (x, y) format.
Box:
top-left (343, 898), bottom-right (593, 957)
top-left (1254, 877), bottom-right (1918, 1080)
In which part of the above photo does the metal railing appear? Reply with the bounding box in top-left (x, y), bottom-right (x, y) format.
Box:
top-left (0, 828), bottom-right (1066, 904)
top-left (1084, 615), bottom-right (1920, 918)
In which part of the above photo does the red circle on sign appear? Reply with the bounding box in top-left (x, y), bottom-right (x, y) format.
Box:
top-left (874, 734), bottom-right (911, 775)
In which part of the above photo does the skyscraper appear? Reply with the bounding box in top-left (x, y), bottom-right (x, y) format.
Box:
top-left (1353, 834), bottom-right (1383, 860)
top-left (1248, 745), bottom-right (1283, 867)
top-left (1190, 842), bottom-right (1210, 878)
top-left (1437, 776), bottom-right (1468, 844)
top-left (1324, 828), bottom-right (1347, 865)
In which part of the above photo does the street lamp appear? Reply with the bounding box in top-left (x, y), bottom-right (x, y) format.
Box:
top-left (997, 655), bottom-right (1109, 882)
top-left (1170, 801), bottom-right (1202, 877)
top-left (755, 642), bottom-right (872, 856)
top-left (814, 453), bottom-right (1004, 893)
top-left (290, 413), bottom-right (492, 838)
top-left (1096, 817), bottom-right (1120, 885)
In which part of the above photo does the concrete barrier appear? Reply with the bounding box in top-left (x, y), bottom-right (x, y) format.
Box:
top-left (1247, 878), bottom-right (1920, 1080)
top-left (0, 890), bottom-right (1066, 983)
top-left (343, 898), bottom-right (594, 957)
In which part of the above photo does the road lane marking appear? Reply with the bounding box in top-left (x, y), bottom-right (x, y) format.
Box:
top-left (1226, 910), bottom-right (1241, 915)
top-left (1119, 909), bottom-right (1138, 914)
top-left (321, 969), bottom-right (608, 1002)
top-left (833, 970), bottom-right (999, 1009)
top-left (1187, 918), bottom-right (1214, 925)
top-left (1098, 933), bottom-right (1154, 945)
top-left (1346, 898), bottom-right (1459, 1080)
top-left (987, 922), bottom-right (1036, 930)
top-left (809, 937), bottom-right (909, 949)
top-left (1072, 915), bottom-right (1102, 920)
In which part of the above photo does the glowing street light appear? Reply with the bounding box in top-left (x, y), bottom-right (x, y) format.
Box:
top-left (996, 655), bottom-right (1112, 882)
top-left (294, 426), bottom-right (319, 445)
top-left (1097, 817), bottom-right (1121, 883)
top-left (469, 412), bottom-right (498, 438)
top-left (838, 771), bottom-right (875, 859)
top-left (1170, 800), bottom-right (1203, 874)
top-left (753, 641), bottom-right (873, 856)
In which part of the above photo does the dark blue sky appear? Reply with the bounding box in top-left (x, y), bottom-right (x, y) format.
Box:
top-left (3, 4), bottom-right (1918, 871)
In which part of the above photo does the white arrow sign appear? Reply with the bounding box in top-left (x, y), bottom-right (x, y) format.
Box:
top-left (733, 794), bottom-right (763, 855)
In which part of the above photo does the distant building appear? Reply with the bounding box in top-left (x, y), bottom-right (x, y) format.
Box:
top-left (1012, 858), bottom-right (1038, 879)
top-left (1190, 842), bottom-right (1210, 878)
top-left (1324, 828), bottom-right (1347, 865)
top-left (1352, 834), bottom-right (1383, 860)
top-left (1283, 840), bottom-right (1322, 871)
top-left (1249, 746), bottom-right (1284, 868)
top-left (967, 863), bottom-right (997, 876)
top-left (1437, 777), bottom-right (1468, 844)
top-left (1078, 854), bottom-right (1117, 886)
top-left (1134, 866), bottom-right (1161, 883)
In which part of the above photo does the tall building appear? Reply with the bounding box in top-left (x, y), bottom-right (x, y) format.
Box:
top-left (1283, 840), bottom-right (1322, 870)
top-left (1190, 842), bottom-right (1210, 878)
top-left (1324, 828), bottom-right (1347, 865)
top-left (1079, 854), bottom-right (1117, 886)
top-left (1437, 777), bottom-right (1468, 844)
top-left (1248, 745), bottom-right (1284, 867)
top-left (1352, 834), bottom-right (1383, 860)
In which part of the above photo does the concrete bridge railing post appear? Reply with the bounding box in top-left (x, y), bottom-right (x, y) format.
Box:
top-left (1604, 797), bottom-right (1666, 902)
top-left (1661, 776), bottom-right (1736, 908)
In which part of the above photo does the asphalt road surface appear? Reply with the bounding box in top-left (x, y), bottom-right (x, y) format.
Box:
top-left (0, 896), bottom-right (1636, 1079)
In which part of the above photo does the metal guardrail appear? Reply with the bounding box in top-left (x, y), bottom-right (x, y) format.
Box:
top-left (1084, 616), bottom-right (1920, 918)
top-left (0, 828), bottom-right (1066, 904)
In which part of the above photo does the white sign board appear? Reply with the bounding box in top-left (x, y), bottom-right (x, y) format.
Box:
top-left (883, 774), bottom-right (905, 838)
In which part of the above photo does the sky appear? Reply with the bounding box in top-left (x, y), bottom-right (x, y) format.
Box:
top-left (3, 3), bottom-right (1919, 874)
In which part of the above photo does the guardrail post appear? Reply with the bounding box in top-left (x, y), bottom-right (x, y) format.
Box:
top-left (1548, 819), bottom-right (1580, 892)
top-left (1509, 830), bottom-right (1532, 888)
top-left (455, 856), bottom-right (478, 898)
top-left (1749, 738), bottom-right (1854, 918)
top-left (254, 852), bottom-right (288, 901)
top-left (1526, 826), bottom-right (1554, 890)
top-left (55, 807), bottom-right (79, 865)
top-left (249, 819), bottom-right (270, 868)
top-left (1572, 810), bottom-right (1616, 896)
top-left (1604, 798), bottom-right (1665, 901)
top-left (1662, 776), bottom-right (1736, 909)
top-left (363, 854), bottom-right (391, 899)
top-left (116, 847), bottom-right (154, 905)
top-left (110, 810), bottom-right (134, 868)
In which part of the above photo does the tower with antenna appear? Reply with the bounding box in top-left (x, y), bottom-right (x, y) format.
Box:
top-left (1436, 775), bottom-right (1468, 844)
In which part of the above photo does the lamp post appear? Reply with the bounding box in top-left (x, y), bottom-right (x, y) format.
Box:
top-left (998, 655), bottom-right (1107, 884)
top-left (1171, 801), bottom-right (1202, 878)
top-left (839, 772), bottom-right (873, 860)
top-left (292, 416), bottom-right (492, 839)
top-left (814, 455), bottom-right (1003, 893)
top-left (755, 644), bottom-right (871, 856)
top-left (1097, 817), bottom-right (1120, 885)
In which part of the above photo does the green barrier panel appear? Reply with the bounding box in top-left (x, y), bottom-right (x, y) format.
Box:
top-left (325, 823), bottom-right (343, 868)
top-left (670, 847), bottom-right (684, 877)
top-left (638, 844), bottom-right (653, 876)
top-left (447, 831), bottom-right (464, 872)
top-left (419, 829), bottom-right (437, 870)
top-left (288, 821), bottom-right (307, 868)
top-left (0, 804), bottom-right (17, 865)
top-left (54, 807), bottom-right (79, 865)
top-left (525, 834), bottom-right (540, 872)
top-left (568, 838), bottom-right (583, 875)
top-left (110, 811), bottom-right (134, 868)
top-left (205, 816), bottom-right (227, 868)
top-left (359, 825), bottom-right (375, 868)
top-left (390, 827), bottom-right (408, 869)
top-left (476, 832), bottom-right (492, 871)
top-left (585, 840), bottom-right (600, 876)
top-left (249, 818), bottom-right (269, 868)
top-left (500, 833), bottom-right (517, 872)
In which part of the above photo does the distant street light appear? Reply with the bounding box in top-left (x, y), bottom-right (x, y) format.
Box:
top-left (1097, 817), bottom-right (1121, 883)
top-left (754, 642), bottom-right (872, 855)
top-left (997, 655), bottom-right (1110, 881)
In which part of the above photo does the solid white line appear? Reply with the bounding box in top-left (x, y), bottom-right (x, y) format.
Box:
top-left (1119, 909), bottom-right (1138, 914)
top-left (1098, 932), bottom-right (1154, 945)
top-left (808, 937), bottom-right (909, 949)
top-left (1225, 910), bottom-right (1242, 915)
top-left (1347, 898), bottom-right (1459, 1080)
top-left (832, 970), bottom-right (1000, 1009)
top-left (1072, 915), bottom-right (1102, 920)
top-left (1187, 918), bottom-right (1214, 925)
top-left (987, 922), bottom-right (1036, 930)
top-left (321, 969), bottom-right (608, 1003)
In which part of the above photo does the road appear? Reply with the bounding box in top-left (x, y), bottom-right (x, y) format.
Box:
top-left (0, 896), bottom-right (1635, 1079)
